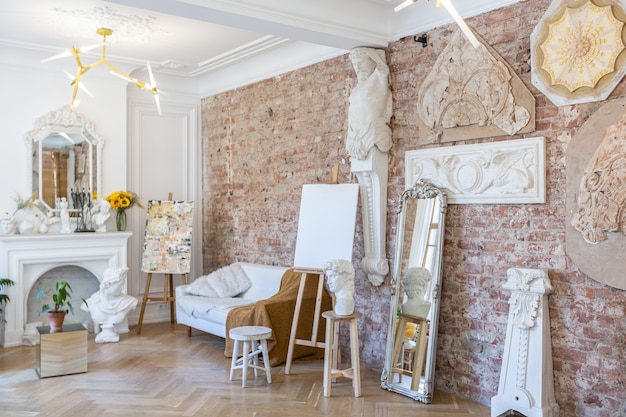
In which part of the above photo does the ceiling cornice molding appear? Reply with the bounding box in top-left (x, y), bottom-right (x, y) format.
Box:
top-left (388, 0), bottom-right (523, 41)
top-left (178, 0), bottom-right (391, 44)
top-left (174, 35), bottom-right (291, 77)
top-left (195, 42), bottom-right (347, 97)
top-left (108, 0), bottom-right (389, 49)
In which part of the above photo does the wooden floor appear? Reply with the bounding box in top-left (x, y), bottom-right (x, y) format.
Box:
top-left (0, 322), bottom-right (491, 417)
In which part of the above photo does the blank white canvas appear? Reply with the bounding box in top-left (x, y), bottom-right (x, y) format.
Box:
top-left (293, 184), bottom-right (359, 269)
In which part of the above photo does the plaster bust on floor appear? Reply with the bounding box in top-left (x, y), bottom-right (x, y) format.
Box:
top-left (82, 267), bottom-right (138, 343)
top-left (401, 267), bottom-right (431, 319)
top-left (323, 259), bottom-right (355, 316)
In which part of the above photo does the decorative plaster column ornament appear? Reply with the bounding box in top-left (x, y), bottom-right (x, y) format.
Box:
top-left (346, 48), bottom-right (392, 159)
top-left (531, 0), bottom-right (626, 106)
top-left (347, 47), bottom-right (392, 286)
top-left (491, 268), bottom-right (559, 417)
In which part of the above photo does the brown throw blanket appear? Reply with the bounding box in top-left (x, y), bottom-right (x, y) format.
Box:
top-left (224, 268), bottom-right (333, 366)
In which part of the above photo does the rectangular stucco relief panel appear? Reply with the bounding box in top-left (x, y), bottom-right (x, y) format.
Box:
top-left (406, 137), bottom-right (545, 204)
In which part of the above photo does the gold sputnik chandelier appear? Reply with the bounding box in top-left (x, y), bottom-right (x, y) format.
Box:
top-left (394, 0), bottom-right (480, 48)
top-left (42, 28), bottom-right (162, 115)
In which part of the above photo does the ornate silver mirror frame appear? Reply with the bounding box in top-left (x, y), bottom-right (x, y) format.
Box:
top-left (25, 105), bottom-right (103, 213)
top-left (381, 178), bottom-right (447, 403)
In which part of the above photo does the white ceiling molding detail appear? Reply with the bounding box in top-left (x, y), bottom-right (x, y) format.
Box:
top-left (0, 0), bottom-right (525, 95)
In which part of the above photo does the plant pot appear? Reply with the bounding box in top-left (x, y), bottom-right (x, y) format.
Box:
top-left (47, 311), bottom-right (66, 331)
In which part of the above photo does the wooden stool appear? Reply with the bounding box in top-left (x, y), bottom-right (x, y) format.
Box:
top-left (391, 313), bottom-right (429, 391)
top-left (229, 326), bottom-right (273, 388)
top-left (322, 310), bottom-right (362, 397)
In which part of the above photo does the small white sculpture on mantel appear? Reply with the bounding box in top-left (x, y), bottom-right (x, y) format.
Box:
top-left (323, 259), bottom-right (356, 316)
top-left (57, 197), bottom-right (72, 234)
top-left (401, 267), bottom-right (432, 319)
top-left (93, 199), bottom-right (111, 233)
top-left (0, 212), bottom-right (17, 235)
top-left (82, 267), bottom-right (138, 343)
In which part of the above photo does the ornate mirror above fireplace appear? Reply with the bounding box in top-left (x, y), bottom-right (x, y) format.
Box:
top-left (381, 179), bottom-right (447, 403)
top-left (26, 105), bottom-right (103, 213)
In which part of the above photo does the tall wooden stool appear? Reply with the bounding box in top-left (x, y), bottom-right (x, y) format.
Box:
top-left (391, 313), bottom-right (429, 391)
top-left (229, 326), bottom-right (273, 388)
top-left (136, 272), bottom-right (186, 335)
top-left (322, 310), bottom-right (362, 397)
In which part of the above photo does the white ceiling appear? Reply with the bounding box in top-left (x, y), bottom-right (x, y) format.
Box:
top-left (0, 0), bottom-right (521, 95)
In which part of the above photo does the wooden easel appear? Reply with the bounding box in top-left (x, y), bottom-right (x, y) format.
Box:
top-left (284, 166), bottom-right (351, 373)
top-left (136, 192), bottom-right (188, 335)
top-left (284, 267), bottom-right (338, 374)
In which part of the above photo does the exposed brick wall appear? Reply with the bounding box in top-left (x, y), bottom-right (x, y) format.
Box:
top-left (202, 1), bottom-right (626, 415)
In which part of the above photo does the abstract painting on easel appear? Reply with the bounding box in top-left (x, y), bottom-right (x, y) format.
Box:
top-left (141, 200), bottom-right (194, 274)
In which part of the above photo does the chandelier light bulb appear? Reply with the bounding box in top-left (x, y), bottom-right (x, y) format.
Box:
top-left (41, 28), bottom-right (162, 114)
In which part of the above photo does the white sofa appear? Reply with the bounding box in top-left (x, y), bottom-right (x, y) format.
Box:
top-left (175, 262), bottom-right (289, 338)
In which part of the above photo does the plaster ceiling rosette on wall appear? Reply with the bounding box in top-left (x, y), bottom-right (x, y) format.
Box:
top-left (531, 0), bottom-right (626, 107)
top-left (417, 29), bottom-right (535, 144)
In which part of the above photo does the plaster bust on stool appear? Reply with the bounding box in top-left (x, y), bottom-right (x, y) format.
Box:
top-left (82, 267), bottom-right (138, 343)
top-left (401, 267), bottom-right (431, 319)
top-left (323, 259), bottom-right (356, 316)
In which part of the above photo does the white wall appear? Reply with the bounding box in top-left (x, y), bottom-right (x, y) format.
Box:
top-left (0, 45), bottom-right (128, 214)
top-left (0, 45), bottom-right (203, 327)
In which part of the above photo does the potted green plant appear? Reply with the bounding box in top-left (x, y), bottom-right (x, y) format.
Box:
top-left (0, 278), bottom-right (14, 323)
top-left (36, 281), bottom-right (78, 330)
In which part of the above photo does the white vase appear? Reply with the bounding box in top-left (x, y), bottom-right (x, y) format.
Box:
top-left (19, 220), bottom-right (33, 234)
top-left (39, 222), bottom-right (48, 234)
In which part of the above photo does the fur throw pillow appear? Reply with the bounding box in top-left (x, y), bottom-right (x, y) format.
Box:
top-left (185, 264), bottom-right (252, 298)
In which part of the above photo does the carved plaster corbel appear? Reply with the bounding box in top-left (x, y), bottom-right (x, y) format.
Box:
top-left (351, 147), bottom-right (389, 286)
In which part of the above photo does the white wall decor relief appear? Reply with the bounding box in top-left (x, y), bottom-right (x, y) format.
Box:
top-left (406, 137), bottom-right (545, 204)
top-left (531, 0), bottom-right (626, 106)
top-left (571, 113), bottom-right (626, 244)
top-left (418, 29), bottom-right (535, 144)
top-left (566, 98), bottom-right (626, 291)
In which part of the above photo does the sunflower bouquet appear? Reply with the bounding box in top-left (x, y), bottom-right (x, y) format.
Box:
top-left (105, 190), bottom-right (143, 231)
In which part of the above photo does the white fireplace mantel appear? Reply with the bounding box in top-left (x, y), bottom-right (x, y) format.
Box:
top-left (0, 232), bottom-right (131, 347)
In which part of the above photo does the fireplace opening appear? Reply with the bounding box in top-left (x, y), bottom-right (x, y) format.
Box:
top-left (26, 266), bottom-right (99, 329)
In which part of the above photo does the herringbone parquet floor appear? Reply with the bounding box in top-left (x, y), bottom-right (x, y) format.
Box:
top-left (0, 322), bottom-right (491, 417)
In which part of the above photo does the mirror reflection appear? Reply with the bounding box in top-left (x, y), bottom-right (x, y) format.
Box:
top-left (381, 179), bottom-right (447, 403)
top-left (26, 106), bottom-right (103, 214)
top-left (33, 133), bottom-right (95, 210)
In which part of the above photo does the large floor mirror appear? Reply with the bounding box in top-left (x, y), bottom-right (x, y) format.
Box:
top-left (381, 178), bottom-right (447, 403)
